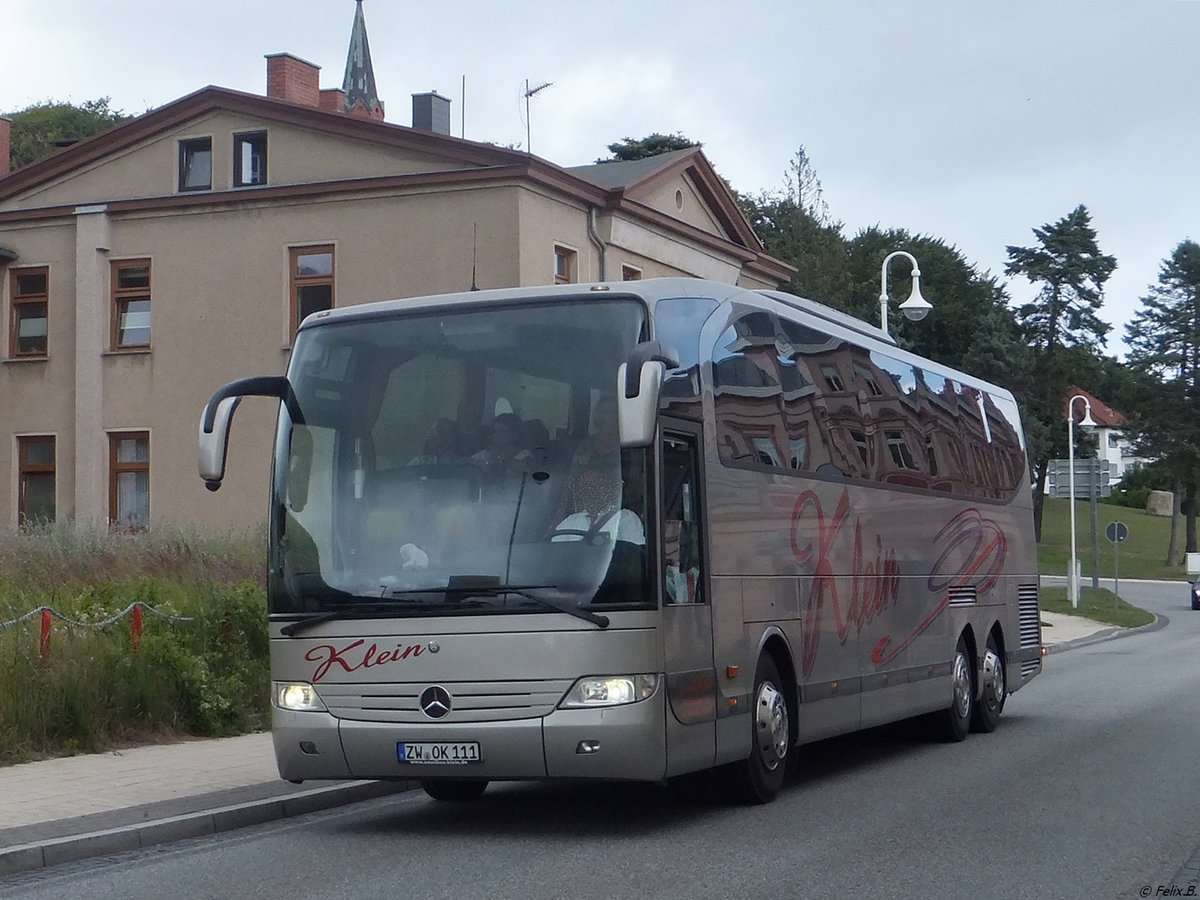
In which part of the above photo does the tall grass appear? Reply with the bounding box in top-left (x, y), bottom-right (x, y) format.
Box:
top-left (0, 523), bottom-right (269, 765)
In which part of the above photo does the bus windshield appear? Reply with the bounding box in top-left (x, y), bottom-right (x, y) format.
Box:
top-left (269, 298), bottom-right (652, 617)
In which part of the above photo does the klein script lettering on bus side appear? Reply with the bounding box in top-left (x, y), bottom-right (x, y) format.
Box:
top-left (306, 639), bottom-right (425, 683)
top-left (791, 490), bottom-right (1007, 675)
top-left (790, 488), bottom-right (901, 676)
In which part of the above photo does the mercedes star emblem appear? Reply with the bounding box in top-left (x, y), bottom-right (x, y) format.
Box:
top-left (419, 685), bottom-right (452, 719)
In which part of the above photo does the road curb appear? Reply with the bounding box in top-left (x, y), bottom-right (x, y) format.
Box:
top-left (1042, 612), bottom-right (1165, 655)
top-left (0, 779), bottom-right (417, 878)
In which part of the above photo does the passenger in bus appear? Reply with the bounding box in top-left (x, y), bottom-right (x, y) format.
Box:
top-left (408, 418), bottom-right (467, 466)
top-left (470, 413), bottom-right (532, 475)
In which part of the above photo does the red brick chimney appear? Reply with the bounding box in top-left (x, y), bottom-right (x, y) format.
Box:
top-left (0, 117), bottom-right (10, 177)
top-left (319, 88), bottom-right (346, 113)
top-left (265, 53), bottom-right (321, 107)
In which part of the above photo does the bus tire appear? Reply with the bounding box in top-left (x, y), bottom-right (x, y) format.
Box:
top-left (933, 636), bottom-right (974, 743)
top-left (733, 655), bottom-right (791, 804)
top-left (970, 634), bottom-right (1006, 734)
top-left (421, 779), bottom-right (489, 801)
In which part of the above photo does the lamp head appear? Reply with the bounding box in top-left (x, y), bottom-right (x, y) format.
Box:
top-left (1078, 407), bottom-right (1097, 434)
top-left (898, 271), bottom-right (933, 322)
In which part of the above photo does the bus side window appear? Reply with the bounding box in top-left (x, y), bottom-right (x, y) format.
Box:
top-left (661, 435), bottom-right (704, 605)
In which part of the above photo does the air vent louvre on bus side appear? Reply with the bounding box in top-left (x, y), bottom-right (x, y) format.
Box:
top-left (1018, 584), bottom-right (1040, 648)
top-left (948, 585), bottom-right (977, 607)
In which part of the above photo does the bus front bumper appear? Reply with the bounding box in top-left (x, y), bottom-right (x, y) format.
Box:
top-left (273, 689), bottom-right (668, 783)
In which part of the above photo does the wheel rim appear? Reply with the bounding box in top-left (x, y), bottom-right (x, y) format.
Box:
top-left (982, 647), bottom-right (1004, 709)
top-left (952, 651), bottom-right (971, 720)
top-left (755, 680), bottom-right (789, 771)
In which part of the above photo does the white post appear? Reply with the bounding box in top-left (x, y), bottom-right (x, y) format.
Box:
top-left (1067, 408), bottom-right (1078, 609)
top-left (1066, 394), bottom-right (1094, 609)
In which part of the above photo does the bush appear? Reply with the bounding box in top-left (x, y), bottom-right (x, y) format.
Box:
top-left (0, 526), bottom-right (270, 765)
top-left (1101, 461), bottom-right (1172, 510)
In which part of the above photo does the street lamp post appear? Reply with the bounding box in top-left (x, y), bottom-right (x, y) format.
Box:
top-left (879, 250), bottom-right (933, 336)
top-left (1066, 394), bottom-right (1097, 608)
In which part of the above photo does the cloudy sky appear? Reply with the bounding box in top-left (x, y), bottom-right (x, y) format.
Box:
top-left (4, 0), bottom-right (1196, 357)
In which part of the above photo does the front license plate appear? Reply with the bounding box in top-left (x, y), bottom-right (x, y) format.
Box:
top-left (397, 741), bottom-right (482, 765)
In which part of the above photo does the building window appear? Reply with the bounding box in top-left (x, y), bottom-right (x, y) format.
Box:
top-left (885, 430), bottom-right (918, 470)
top-left (111, 260), bottom-right (151, 349)
top-left (854, 363), bottom-right (883, 397)
top-left (17, 436), bottom-right (55, 525)
top-left (10, 267), bottom-right (48, 357)
top-left (751, 437), bottom-right (782, 467)
top-left (621, 265), bottom-right (642, 281)
top-left (178, 137), bottom-right (212, 192)
top-left (821, 364), bottom-right (845, 392)
top-left (850, 430), bottom-right (871, 469)
top-left (554, 246), bottom-right (577, 284)
top-left (789, 427), bottom-right (808, 470)
top-left (290, 245), bottom-right (335, 337)
top-left (234, 131), bottom-right (267, 187)
top-left (109, 432), bottom-right (150, 530)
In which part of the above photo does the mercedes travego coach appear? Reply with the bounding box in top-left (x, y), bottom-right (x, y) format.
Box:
top-left (198, 277), bottom-right (1041, 804)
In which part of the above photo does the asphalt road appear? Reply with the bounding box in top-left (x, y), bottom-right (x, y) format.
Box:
top-left (2, 582), bottom-right (1197, 900)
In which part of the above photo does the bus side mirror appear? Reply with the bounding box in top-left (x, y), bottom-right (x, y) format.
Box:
top-left (198, 376), bottom-right (295, 491)
top-left (617, 341), bottom-right (679, 448)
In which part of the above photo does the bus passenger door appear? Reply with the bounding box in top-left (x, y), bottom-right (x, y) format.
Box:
top-left (659, 427), bottom-right (716, 776)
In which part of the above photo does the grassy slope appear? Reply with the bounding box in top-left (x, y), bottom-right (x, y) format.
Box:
top-left (1036, 496), bottom-right (1186, 583)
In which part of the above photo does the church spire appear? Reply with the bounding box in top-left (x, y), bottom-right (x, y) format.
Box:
top-left (342, 1), bottom-right (384, 120)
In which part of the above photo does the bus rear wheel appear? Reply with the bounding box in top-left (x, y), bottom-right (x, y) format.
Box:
top-left (421, 779), bottom-right (489, 802)
top-left (970, 634), bottom-right (1006, 733)
top-left (733, 655), bottom-right (791, 804)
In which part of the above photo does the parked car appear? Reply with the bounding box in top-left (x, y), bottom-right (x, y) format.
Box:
top-left (1191, 581), bottom-right (1200, 611)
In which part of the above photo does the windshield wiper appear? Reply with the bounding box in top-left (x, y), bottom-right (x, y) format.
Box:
top-left (279, 602), bottom-right (395, 638)
top-left (391, 579), bottom-right (609, 629)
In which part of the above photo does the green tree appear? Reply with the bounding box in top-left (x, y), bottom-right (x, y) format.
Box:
top-left (739, 147), bottom-right (849, 305)
top-left (5, 98), bottom-right (128, 171)
top-left (1006, 205), bottom-right (1116, 356)
top-left (1123, 239), bottom-right (1200, 563)
top-left (1005, 205), bottom-right (1116, 540)
top-left (598, 132), bottom-right (699, 163)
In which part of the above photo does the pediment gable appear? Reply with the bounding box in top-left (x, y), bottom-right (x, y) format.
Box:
top-left (569, 147), bottom-right (762, 252)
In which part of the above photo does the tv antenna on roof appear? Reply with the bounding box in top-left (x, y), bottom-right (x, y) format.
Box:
top-left (523, 79), bottom-right (553, 156)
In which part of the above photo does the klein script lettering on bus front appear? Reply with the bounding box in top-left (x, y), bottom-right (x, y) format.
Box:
top-left (791, 489), bottom-right (1008, 675)
top-left (306, 639), bottom-right (426, 683)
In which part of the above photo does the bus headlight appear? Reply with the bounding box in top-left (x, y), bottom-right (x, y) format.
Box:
top-left (559, 674), bottom-right (658, 708)
top-left (273, 682), bottom-right (327, 712)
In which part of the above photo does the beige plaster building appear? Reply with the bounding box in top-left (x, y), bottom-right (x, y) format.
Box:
top-left (0, 21), bottom-right (791, 532)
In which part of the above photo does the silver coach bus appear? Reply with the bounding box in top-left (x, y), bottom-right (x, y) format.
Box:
top-left (199, 277), bottom-right (1041, 804)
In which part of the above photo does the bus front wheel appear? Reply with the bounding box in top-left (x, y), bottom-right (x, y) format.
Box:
top-left (733, 655), bottom-right (791, 804)
top-left (421, 779), bottom-right (489, 802)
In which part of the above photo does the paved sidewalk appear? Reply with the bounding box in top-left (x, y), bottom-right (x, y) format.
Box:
top-left (0, 732), bottom-right (414, 877)
top-left (1039, 610), bottom-right (1117, 647)
top-left (0, 610), bottom-right (1125, 878)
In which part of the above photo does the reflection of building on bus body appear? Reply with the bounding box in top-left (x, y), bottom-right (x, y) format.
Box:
top-left (200, 277), bottom-right (1041, 807)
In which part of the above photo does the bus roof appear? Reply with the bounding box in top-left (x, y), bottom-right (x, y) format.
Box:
top-left (299, 277), bottom-right (1014, 402)
top-left (301, 277), bottom-right (895, 345)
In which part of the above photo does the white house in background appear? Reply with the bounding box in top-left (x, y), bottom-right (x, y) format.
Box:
top-left (1067, 386), bottom-right (1150, 482)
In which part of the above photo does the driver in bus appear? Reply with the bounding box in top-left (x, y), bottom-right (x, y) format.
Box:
top-left (551, 397), bottom-right (644, 545)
